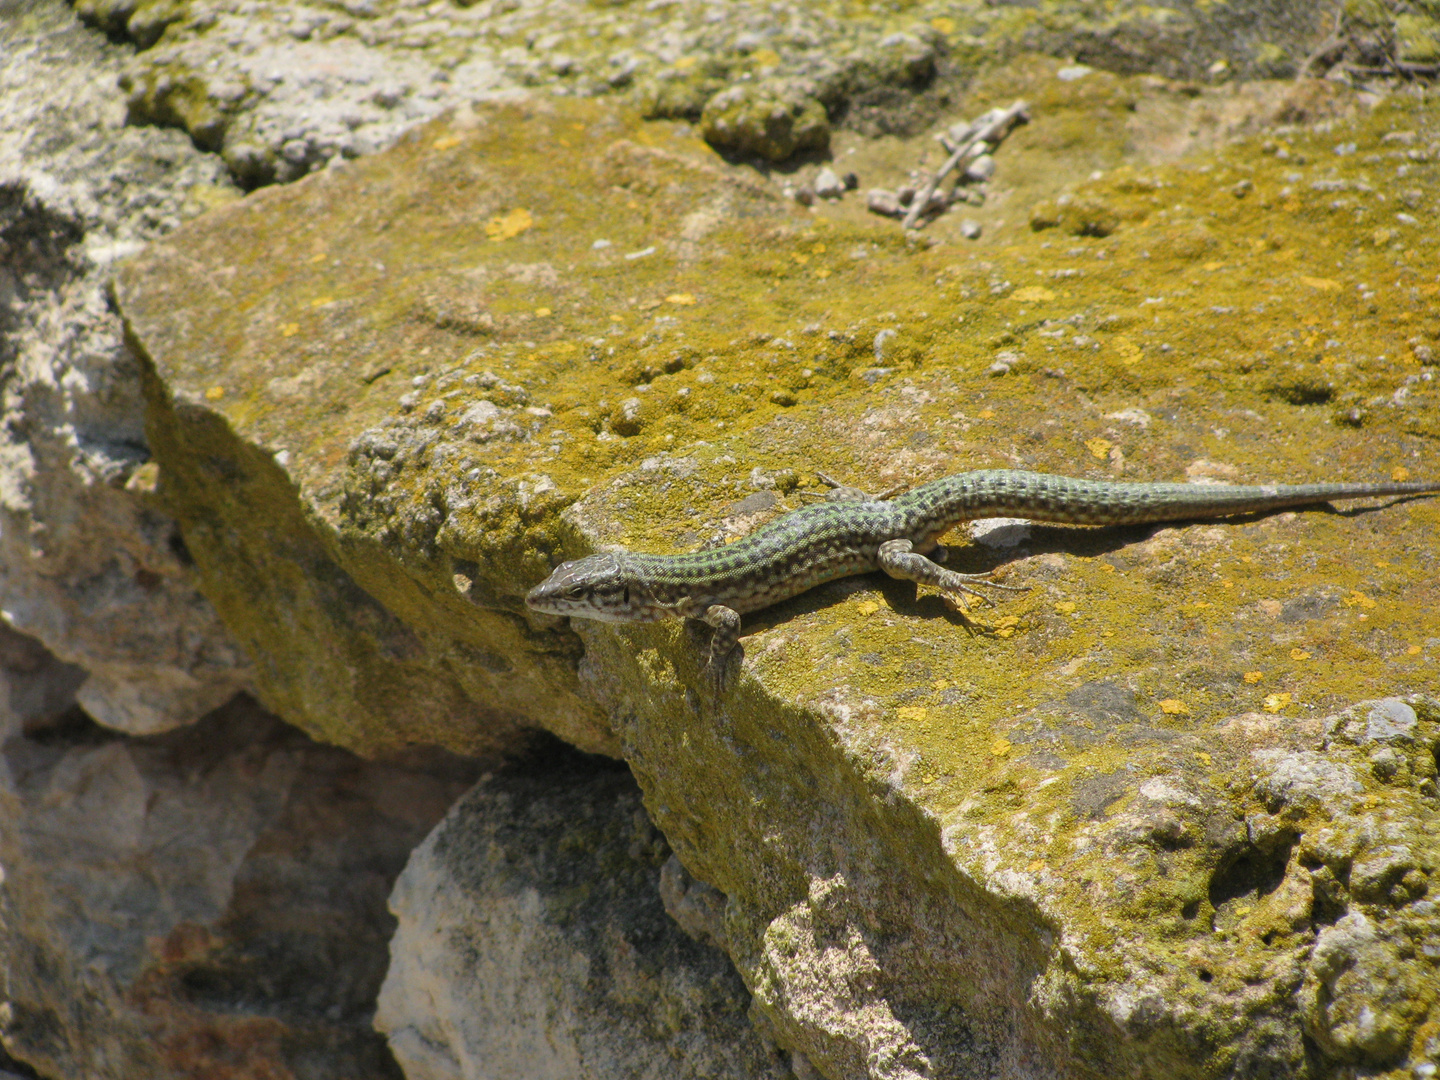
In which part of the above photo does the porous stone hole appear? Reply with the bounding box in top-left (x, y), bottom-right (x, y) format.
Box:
top-left (23, 701), bottom-right (107, 746)
top-left (1208, 834), bottom-right (1297, 913)
top-left (167, 528), bottom-right (194, 567)
top-left (1196, 969), bottom-right (1213, 983)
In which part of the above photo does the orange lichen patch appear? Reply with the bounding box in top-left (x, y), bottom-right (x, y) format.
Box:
top-left (484, 207), bottom-right (533, 241)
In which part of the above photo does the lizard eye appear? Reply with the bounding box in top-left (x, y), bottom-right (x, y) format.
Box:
top-left (563, 585), bottom-right (587, 600)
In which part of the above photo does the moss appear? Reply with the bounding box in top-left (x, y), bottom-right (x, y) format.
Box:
top-left (1395, 13), bottom-right (1440, 63)
top-left (121, 63), bottom-right (233, 152)
top-left (700, 83), bottom-right (831, 162)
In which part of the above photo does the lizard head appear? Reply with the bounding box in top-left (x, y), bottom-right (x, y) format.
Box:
top-left (525, 552), bottom-right (656, 623)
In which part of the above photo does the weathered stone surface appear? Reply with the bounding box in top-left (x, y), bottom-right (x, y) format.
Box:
top-left (0, 621), bottom-right (86, 744)
top-left (701, 82), bottom-right (833, 162)
top-left (66, 0), bottom-right (1440, 179)
top-left (375, 746), bottom-right (793, 1080)
top-left (117, 95), bottom-right (805, 758)
top-left (0, 683), bottom-right (480, 1080)
top-left (117, 70), bottom-right (1440, 1078)
top-left (0, 0), bottom-right (251, 735)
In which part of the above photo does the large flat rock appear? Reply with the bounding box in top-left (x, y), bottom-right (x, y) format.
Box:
top-left (118, 82), bottom-right (1440, 1078)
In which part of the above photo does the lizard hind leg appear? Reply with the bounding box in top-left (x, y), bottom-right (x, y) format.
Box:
top-left (876, 539), bottom-right (1028, 609)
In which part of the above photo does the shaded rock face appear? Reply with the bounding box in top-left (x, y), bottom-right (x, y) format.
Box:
top-left (0, 671), bottom-right (480, 1080)
top-left (0, 0), bottom-right (251, 735)
top-left (375, 746), bottom-right (793, 1080)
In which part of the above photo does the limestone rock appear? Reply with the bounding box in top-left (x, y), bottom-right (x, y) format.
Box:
top-left (0, 622), bottom-right (86, 744)
top-left (0, 0), bottom-right (251, 736)
top-left (115, 97), bottom-right (784, 758)
top-left (111, 46), bottom-right (1440, 1080)
top-left (374, 748), bottom-right (790, 1080)
top-left (0, 685), bottom-right (479, 1080)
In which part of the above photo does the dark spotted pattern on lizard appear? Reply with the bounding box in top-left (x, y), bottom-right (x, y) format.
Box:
top-left (526, 469), bottom-right (1440, 681)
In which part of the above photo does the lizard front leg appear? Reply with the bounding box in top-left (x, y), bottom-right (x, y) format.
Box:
top-left (876, 539), bottom-right (1028, 608)
top-left (697, 603), bottom-right (741, 689)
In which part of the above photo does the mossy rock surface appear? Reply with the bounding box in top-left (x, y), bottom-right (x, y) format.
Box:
top-left (118, 82), bottom-right (1440, 1078)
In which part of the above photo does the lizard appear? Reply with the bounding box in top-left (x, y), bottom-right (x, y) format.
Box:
top-left (525, 469), bottom-right (1440, 683)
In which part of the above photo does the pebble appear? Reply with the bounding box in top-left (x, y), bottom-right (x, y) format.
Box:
top-left (963, 154), bottom-right (995, 182)
top-left (866, 189), bottom-right (903, 217)
top-left (813, 167), bottom-right (845, 199)
top-left (959, 219), bottom-right (982, 239)
top-left (988, 348), bottom-right (1019, 376)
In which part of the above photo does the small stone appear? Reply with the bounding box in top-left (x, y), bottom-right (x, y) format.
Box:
top-left (769, 389), bottom-right (796, 406)
top-left (842, 171), bottom-right (859, 190)
top-left (959, 219), bottom-right (982, 240)
top-left (963, 154), bottom-right (995, 182)
top-left (1365, 698), bottom-right (1417, 743)
top-left (1413, 344), bottom-right (1434, 363)
top-left (1231, 179), bottom-right (1253, 198)
top-left (609, 397), bottom-right (646, 436)
top-left (896, 186), bottom-right (916, 207)
top-left (813, 167), bottom-right (845, 199)
top-left (866, 189), bottom-right (903, 217)
top-left (988, 360), bottom-right (1011, 376)
top-left (793, 185), bottom-right (816, 206)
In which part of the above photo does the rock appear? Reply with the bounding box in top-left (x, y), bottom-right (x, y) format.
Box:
top-left (962, 153), bottom-right (995, 182)
top-left (108, 60), bottom-right (1440, 1080)
top-left (813, 167), bottom-right (845, 199)
top-left (374, 748), bottom-right (790, 1080)
top-left (959, 219), bottom-right (983, 239)
top-left (0, 688), bottom-right (481, 1080)
top-left (0, 0), bottom-right (252, 736)
top-left (115, 96), bottom-right (793, 759)
top-left (1028, 194), bottom-right (1122, 237)
top-left (701, 83), bottom-right (830, 163)
top-left (865, 189), bottom-right (903, 217)
top-left (0, 621), bottom-right (86, 743)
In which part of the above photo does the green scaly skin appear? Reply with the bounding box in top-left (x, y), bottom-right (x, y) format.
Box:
top-left (525, 469), bottom-right (1440, 678)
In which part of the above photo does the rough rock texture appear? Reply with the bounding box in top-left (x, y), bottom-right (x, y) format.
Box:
top-left (7, 0), bottom-right (1440, 1077)
top-left (375, 747), bottom-right (794, 1080)
top-left (58, 0), bottom-right (1440, 182)
top-left (0, 0), bottom-right (251, 734)
top-left (0, 668), bottom-right (480, 1080)
top-left (116, 64), bottom-right (1440, 1080)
